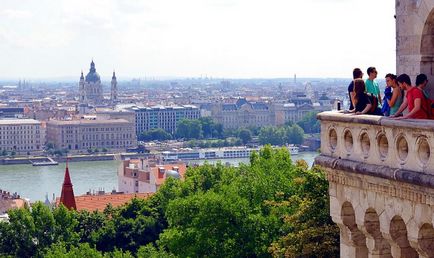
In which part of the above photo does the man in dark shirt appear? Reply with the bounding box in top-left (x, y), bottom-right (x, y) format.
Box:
top-left (348, 68), bottom-right (364, 110)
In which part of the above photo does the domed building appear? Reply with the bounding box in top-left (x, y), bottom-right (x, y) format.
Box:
top-left (79, 60), bottom-right (104, 105)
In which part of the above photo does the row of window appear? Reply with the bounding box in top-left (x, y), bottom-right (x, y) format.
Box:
top-left (0, 142), bottom-right (40, 150)
top-left (0, 125), bottom-right (40, 130)
top-left (0, 135), bottom-right (40, 139)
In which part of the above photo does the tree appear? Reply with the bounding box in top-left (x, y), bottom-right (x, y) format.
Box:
top-left (238, 128), bottom-right (252, 144)
top-left (297, 111), bottom-right (320, 134)
top-left (286, 124), bottom-right (305, 144)
top-left (0, 146), bottom-right (338, 258)
top-left (139, 128), bottom-right (172, 142)
top-left (46, 142), bottom-right (55, 150)
top-left (258, 126), bottom-right (286, 145)
top-left (157, 146), bottom-right (338, 257)
top-left (199, 117), bottom-right (214, 138)
top-left (176, 119), bottom-right (202, 139)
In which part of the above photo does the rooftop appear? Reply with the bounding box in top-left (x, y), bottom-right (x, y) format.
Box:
top-left (0, 119), bottom-right (41, 125)
top-left (47, 119), bottom-right (130, 126)
top-left (56, 192), bottom-right (152, 212)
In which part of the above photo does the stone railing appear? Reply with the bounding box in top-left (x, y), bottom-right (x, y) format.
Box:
top-left (315, 111), bottom-right (434, 184)
top-left (315, 112), bottom-right (434, 257)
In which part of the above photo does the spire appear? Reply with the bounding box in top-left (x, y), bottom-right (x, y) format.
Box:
top-left (80, 70), bottom-right (84, 80)
top-left (112, 70), bottom-right (116, 80)
top-left (59, 158), bottom-right (77, 210)
top-left (90, 59), bottom-right (96, 73)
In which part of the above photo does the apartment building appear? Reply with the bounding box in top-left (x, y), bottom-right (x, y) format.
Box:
top-left (126, 105), bottom-right (200, 135)
top-left (0, 119), bottom-right (44, 154)
top-left (118, 158), bottom-right (186, 194)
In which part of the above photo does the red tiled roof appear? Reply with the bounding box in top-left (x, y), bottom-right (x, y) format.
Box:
top-left (0, 199), bottom-right (26, 214)
top-left (57, 192), bottom-right (152, 212)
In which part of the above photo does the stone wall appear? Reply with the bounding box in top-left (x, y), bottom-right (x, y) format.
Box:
top-left (396, 0), bottom-right (434, 98)
top-left (315, 111), bottom-right (434, 257)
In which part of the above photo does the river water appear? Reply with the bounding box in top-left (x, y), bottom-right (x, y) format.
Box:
top-left (0, 152), bottom-right (318, 202)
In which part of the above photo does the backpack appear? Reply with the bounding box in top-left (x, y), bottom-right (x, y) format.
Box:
top-left (366, 93), bottom-right (379, 114)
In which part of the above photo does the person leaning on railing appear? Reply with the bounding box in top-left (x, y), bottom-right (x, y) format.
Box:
top-left (384, 73), bottom-right (403, 117)
top-left (391, 73), bottom-right (429, 119)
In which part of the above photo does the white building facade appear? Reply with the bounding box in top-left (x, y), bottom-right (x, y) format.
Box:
top-left (0, 119), bottom-right (45, 154)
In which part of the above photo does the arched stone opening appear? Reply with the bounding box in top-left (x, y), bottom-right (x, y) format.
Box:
top-left (363, 208), bottom-right (391, 257)
top-left (341, 202), bottom-right (368, 257)
top-left (420, 7), bottom-right (434, 98)
top-left (389, 216), bottom-right (418, 258)
top-left (418, 223), bottom-right (434, 258)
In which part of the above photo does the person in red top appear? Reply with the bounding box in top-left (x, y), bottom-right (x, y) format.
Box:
top-left (393, 73), bottom-right (428, 119)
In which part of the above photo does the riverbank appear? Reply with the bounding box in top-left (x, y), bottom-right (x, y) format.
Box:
top-left (0, 152), bottom-right (319, 202)
top-left (0, 153), bottom-right (148, 165)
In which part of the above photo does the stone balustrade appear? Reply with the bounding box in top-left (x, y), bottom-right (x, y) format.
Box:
top-left (318, 111), bottom-right (434, 175)
top-left (315, 111), bottom-right (434, 258)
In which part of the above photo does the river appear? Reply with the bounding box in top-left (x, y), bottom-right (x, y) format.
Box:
top-left (0, 152), bottom-right (318, 202)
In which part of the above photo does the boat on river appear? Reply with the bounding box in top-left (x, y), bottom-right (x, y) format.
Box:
top-left (161, 145), bottom-right (299, 161)
top-left (29, 157), bottom-right (58, 166)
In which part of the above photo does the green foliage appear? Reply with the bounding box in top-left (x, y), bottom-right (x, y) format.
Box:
top-left (199, 117), bottom-right (223, 138)
top-left (157, 146), bottom-right (337, 257)
top-left (45, 243), bottom-right (104, 258)
top-left (286, 124), bottom-right (304, 144)
top-left (136, 244), bottom-right (176, 258)
top-left (259, 126), bottom-right (286, 145)
top-left (259, 125), bottom-right (305, 146)
top-left (139, 128), bottom-right (173, 142)
top-left (0, 146), bottom-right (337, 258)
top-left (175, 118), bottom-right (224, 140)
top-left (297, 111), bottom-right (320, 134)
top-left (175, 119), bottom-right (203, 139)
top-left (238, 128), bottom-right (252, 144)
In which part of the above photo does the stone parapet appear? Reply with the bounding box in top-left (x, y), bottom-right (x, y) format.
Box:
top-left (316, 111), bottom-right (434, 257)
top-left (317, 111), bottom-right (434, 175)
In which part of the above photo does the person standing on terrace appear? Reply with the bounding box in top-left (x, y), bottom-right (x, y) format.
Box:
top-left (416, 73), bottom-right (429, 98)
top-left (348, 68), bottom-right (363, 110)
top-left (349, 79), bottom-right (382, 115)
top-left (384, 73), bottom-right (403, 116)
top-left (392, 73), bottom-right (428, 119)
top-left (365, 67), bottom-right (382, 107)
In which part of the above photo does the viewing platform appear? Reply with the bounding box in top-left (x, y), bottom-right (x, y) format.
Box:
top-left (315, 111), bottom-right (434, 258)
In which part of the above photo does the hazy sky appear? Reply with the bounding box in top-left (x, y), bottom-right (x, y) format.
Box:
top-left (0, 0), bottom-right (396, 79)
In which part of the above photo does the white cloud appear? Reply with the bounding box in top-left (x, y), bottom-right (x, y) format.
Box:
top-left (0, 0), bottom-right (396, 78)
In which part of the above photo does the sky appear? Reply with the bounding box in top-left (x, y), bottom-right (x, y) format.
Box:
top-left (0, 0), bottom-right (396, 79)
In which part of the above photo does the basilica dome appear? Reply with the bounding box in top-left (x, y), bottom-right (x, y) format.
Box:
top-left (85, 60), bottom-right (101, 83)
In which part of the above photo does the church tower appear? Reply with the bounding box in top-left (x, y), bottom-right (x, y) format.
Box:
top-left (79, 71), bottom-right (85, 103)
top-left (59, 160), bottom-right (77, 210)
top-left (111, 71), bottom-right (118, 104)
top-left (79, 60), bottom-right (103, 105)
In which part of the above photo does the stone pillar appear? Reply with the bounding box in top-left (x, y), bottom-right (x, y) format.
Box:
top-left (396, 0), bottom-right (434, 97)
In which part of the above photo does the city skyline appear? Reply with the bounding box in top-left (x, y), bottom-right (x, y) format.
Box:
top-left (1, 0), bottom-right (396, 79)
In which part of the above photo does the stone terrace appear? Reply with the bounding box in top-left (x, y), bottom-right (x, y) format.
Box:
top-left (315, 111), bottom-right (434, 257)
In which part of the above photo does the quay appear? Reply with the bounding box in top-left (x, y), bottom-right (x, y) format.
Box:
top-left (0, 153), bottom-right (148, 166)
